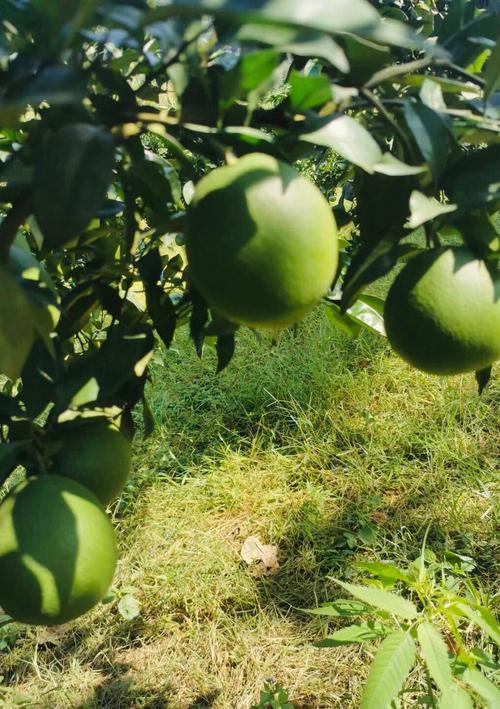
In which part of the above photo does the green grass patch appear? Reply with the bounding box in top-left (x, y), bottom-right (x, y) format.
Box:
top-left (2, 310), bottom-right (498, 708)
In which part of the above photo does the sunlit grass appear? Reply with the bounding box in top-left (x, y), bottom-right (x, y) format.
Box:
top-left (2, 310), bottom-right (498, 708)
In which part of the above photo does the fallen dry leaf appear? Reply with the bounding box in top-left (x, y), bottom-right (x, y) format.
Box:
top-left (36, 623), bottom-right (72, 646)
top-left (240, 535), bottom-right (279, 576)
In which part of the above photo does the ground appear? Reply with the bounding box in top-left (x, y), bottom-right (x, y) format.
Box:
top-left (1, 311), bottom-right (498, 708)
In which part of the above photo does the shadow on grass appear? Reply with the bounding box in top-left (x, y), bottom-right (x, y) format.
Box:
top-left (78, 676), bottom-right (175, 708)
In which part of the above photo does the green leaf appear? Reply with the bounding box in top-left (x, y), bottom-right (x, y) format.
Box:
top-left (20, 340), bottom-right (57, 419)
top-left (55, 325), bottom-right (154, 416)
top-left (146, 0), bottom-right (382, 37)
top-left (372, 153), bottom-right (425, 177)
top-left (419, 78), bottom-right (447, 112)
top-left (219, 49), bottom-right (280, 110)
top-left (360, 631), bottom-right (417, 709)
top-left (0, 66), bottom-right (86, 117)
top-left (462, 668), bottom-right (500, 708)
top-left (8, 246), bottom-right (60, 353)
top-left (475, 367), bottom-right (492, 395)
top-left (403, 102), bottom-right (450, 180)
top-left (303, 599), bottom-right (368, 617)
top-left (0, 265), bottom-right (35, 380)
top-left (354, 561), bottom-right (409, 583)
top-left (417, 622), bottom-right (454, 693)
top-left (437, 0), bottom-right (474, 44)
top-left (451, 602), bottom-right (500, 646)
top-left (325, 302), bottom-right (361, 338)
top-left (117, 595), bottom-right (140, 621)
top-left (439, 684), bottom-right (474, 709)
top-left (34, 124), bottom-right (115, 246)
top-left (299, 115), bottom-right (423, 175)
top-left (406, 191), bottom-right (457, 230)
top-left (454, 211), bottom-right (500, 253)
top-left (300, 114), bottom-right (382, 173)
top-left (216, 333), bottom-right (236, 373)
top-left (0, 442), bottom-right (26, 485)
top-left (348, 296), bottom-right (386, 336)
top-left (336, 580), bottom-right (418, 619)
top-left (317, 621), bottom-right (387, 647)
top-left (340, 33), bottom-right (392, 86)
top-left (289, 71), bottom-right (332, 111)
top-left (237, 25), bottom-right (349, 72)
top-left (484, 41), bottom-right (500, 99)
top-left (443, 14), bottom-right (500, 68)
top-left (441, 145), bottom-right (500, 216)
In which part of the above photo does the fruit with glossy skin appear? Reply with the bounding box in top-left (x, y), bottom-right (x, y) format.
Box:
top-left (50, 419), bottom-right (131, 506)
top-left (185, 153), bottom-right (338, 329)
top-left (0, 475), bottom-right (117, 625)
top-left (384, 246), bottom-right (500, 374)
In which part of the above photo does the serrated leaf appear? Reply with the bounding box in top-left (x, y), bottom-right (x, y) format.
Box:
top-left (439, 684), bottom-right (474, 709)
top-left (34, 123), bottom-right (115, 246)
top-left (451, 602), bottom-right (500, 646)
top-left (462, 668), bottom-right (500, 708)
top-left (303, 599), bottom-right (368, 617)
top-left (354, 561), bottom-right (409, 583)
top-left (406, 191), bottom-right (457, 230)
top-left (318, 621), bottom-right (386, 647)
top-left (417, 622), bottom-right (454, 693)
top-left (336, 580), bottom-right (418, 619)
top-left (360, 631), bottom-right (416, 709)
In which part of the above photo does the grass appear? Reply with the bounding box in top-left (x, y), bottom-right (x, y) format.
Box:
top-left (1, 310), bottom-right (499, 708)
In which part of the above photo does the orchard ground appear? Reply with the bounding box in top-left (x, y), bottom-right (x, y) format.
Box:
top-left (1, 302), bottom-right (498, 708)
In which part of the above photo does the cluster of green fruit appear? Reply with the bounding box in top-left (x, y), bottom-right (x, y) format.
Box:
top-left (186, 153), bottom-right (500, 375)
top-left (0, 420), bottom-right (131, 625)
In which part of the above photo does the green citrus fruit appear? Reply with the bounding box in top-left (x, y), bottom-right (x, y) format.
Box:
top-left (185, 153), bottom-right (338, 329)
top-left (384, 246), bottom-right (500, 375)
top-left (0, 475), bottom-right (117, 625)
top-left (50, 420), bottom-right (132, 506)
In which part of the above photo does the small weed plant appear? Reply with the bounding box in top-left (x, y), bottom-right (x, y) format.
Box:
top-left (307, 544), bottom-right (500, 708)
top-left (252, 680), bottom-right (294, 709)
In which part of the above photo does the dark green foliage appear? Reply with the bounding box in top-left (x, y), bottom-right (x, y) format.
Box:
top-left (0, 1), bottom-right (498, 518)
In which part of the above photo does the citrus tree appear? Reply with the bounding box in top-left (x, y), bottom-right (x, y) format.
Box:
top-left (0, 0), bottom-right (499, 625)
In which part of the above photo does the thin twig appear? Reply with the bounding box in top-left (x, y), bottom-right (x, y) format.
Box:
top-left (447, 62), bottom-right (486, 87)
top-left (364, 56), bottom-right (435, 89)
top-left (360, 88), bottom-right (415, 160)
top-left (142, 23), bottom-right (214, 88)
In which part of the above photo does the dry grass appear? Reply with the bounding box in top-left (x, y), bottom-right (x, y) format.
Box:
top-left (1, 311), bottom-right (498, 708)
